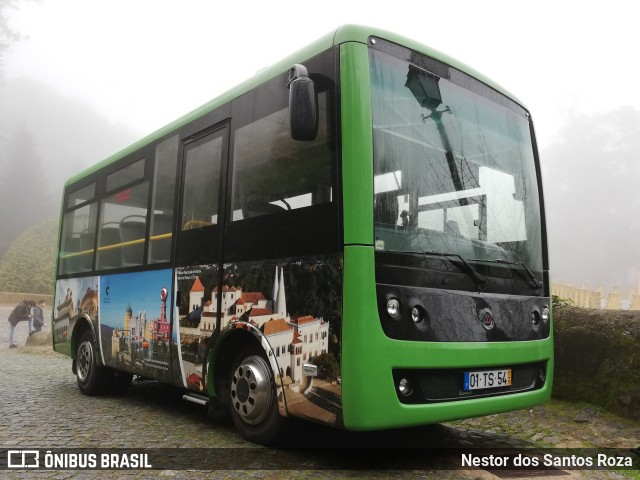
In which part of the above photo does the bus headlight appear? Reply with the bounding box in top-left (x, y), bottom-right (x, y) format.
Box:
top-left (387, 298), bottom-right (400, 317)
top-left (541, 306), bottom-right (550, 323)
top-left (531, 309), bottom-right (541, 326)
top-left (411, 306), bottom-right (425, 324)
top-left (398, 378), bottom-right (413, 396)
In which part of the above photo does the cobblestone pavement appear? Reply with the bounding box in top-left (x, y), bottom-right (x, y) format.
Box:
top-left (1, 305), bottom-right (638, 479)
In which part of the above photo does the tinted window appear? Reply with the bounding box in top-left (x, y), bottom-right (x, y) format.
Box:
top-left (96, 182), bottom-right (149, 270)
top-left (106, 158), bottom-right (145, 192)
top-left (58, 202), bottom-right (98, 274)
top-left (67, 183), bottom-right (96, 208)
top-left (223, 48), bottom-right (339, 263)
top-left (181, 134), bottom-right (223, 230)
top-left (231, 92), bottom-right (332, 221)
top-left (149, 135), bottom-right (179, 263)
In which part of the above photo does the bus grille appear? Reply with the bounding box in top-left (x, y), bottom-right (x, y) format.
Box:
top-left (392, 362), bottom-right (546, 404)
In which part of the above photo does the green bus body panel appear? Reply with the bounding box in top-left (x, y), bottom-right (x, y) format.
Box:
top-left (341, 246), bottom-right (554, 430)
top-left (340, 41), bottom-right (374, 246)
top-left (55, 342), bottom-right (72, 357)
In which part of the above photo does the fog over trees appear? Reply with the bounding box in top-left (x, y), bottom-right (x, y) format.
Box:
top-left (0, 2), bottom-right (135, 290)
top-left (0, 0), bottom-right (21, 68)
top-left (0, 122), bottom-right (50, 255)
top-left (0, 64), bottom-right (138, 293)
top-left (0, 77), bottom-right (138, 258)
top-left (542, 106), bottom-right (640, 292)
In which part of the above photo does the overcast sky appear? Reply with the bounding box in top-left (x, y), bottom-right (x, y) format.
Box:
top-left (6, 0), bottom-right (639, 147)
top-left (4, 0), bottom-right (640, 294)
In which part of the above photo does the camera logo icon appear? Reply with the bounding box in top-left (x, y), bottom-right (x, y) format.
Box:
top-left (7, 450), bottom-right (40, 468)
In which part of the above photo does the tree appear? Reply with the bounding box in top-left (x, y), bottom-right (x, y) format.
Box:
top-left (314, 352), bottom-right (339, 381)
top-left (0, 125), bottom-right (56, 257)
top-left (0, 0), bottom-right (24, 78)
top-left (0, 217), bottom-right (57, 294)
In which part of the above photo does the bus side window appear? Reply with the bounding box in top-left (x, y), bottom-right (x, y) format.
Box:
top-left (97, 224), bottom-right (123, 270)
top-left (78, 229), bottom-right (95, 271)
top-left (58, 202), bottom-right (97, 275)
top-left (120, 215), bottom-right (146, 265)
top-left (97, 181), bottom-right (149, 270)
top-left (148, 135), bottom-right (179, 264)
top-left (181, 134), bottom-right (223, 230)
top-left (61, 237), bottom-right (82, 273)
top-left (231, 92), bottom-right (332, 222)
top-left (149, 213), bottom-right (173, 263)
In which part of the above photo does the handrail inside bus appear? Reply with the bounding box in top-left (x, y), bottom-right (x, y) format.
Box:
top-left (59, 232), bottom-right (173, 259)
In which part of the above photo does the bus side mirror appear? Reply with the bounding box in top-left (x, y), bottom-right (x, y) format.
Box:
top-left (288, 64), bottom-right (318, 141)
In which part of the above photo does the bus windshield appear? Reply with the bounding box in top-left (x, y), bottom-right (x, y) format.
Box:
top-left (370, 48), bottom-right (543, 278)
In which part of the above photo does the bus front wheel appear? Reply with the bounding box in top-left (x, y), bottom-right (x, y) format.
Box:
top-left (229, 349), bottom-right (282, 444)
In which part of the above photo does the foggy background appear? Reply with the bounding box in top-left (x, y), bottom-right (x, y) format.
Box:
top-left (1, 0), bottom-right (639, 294)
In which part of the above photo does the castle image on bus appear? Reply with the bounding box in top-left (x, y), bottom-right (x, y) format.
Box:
top-left (183, 267), bottom-right (329, 388)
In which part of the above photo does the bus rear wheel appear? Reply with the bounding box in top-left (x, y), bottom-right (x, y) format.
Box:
top-left (229, 349), bottom-right (282, 444)
top-left (76, 330), bottom-right (109, 395)
top-left (76, 330), bottom-right (133, 395)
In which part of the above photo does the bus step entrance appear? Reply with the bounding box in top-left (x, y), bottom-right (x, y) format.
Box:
top-left (182, 393), bottom-right (209, 406)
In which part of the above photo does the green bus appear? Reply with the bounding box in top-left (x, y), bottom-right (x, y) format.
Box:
top-left (54, 25), bottom-right (551, 444)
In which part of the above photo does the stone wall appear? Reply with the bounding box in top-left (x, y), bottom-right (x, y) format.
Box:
top-left (0, 292), bottom-right (53, 305)
top-left (552, 306), bottom-right (640, 420)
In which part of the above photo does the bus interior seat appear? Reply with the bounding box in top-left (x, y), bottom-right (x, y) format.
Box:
top-left (97, 226), bottom-right (122, 269)
top-left (120, 218), bottom-right (146, 265)
top-left (374, 191), bottom-right (399, 226)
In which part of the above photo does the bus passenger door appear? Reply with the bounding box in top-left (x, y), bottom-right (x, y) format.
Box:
top-left (172, 122), bottom-right (229, 392)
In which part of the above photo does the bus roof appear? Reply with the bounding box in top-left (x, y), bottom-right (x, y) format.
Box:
top-left (65, 24), bottom-right (524, 187)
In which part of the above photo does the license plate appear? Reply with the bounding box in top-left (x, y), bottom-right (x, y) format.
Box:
top-left (464, 369), bottom-right (512, 391)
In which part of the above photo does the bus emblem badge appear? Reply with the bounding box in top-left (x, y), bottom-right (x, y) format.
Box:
top-left (481, 310), bottom-right (494, 330)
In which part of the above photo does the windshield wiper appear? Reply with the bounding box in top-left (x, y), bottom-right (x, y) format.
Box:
top-left (475, 259), bottom-right (544, 290)
top-left (388, 250), bottom-right (488, 292)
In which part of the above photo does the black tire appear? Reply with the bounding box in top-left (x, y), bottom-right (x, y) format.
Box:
top-left (207, 379), bottom-right (231, 424)
top-left (229, 348), bottom-right (283, 445)
top-left (76, 330), bottom-right (110, 395)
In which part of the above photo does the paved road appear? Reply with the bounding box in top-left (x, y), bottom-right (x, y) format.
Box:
top-left (1, 304), bottom-right (637, 479)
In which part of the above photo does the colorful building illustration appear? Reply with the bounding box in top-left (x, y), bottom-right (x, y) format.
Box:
top-left (53, 278), bottom-right (99, 348)
top-left (109, 285), bottom-right (171, 371)
top-left (181, 266), bottom-right (329, 391)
